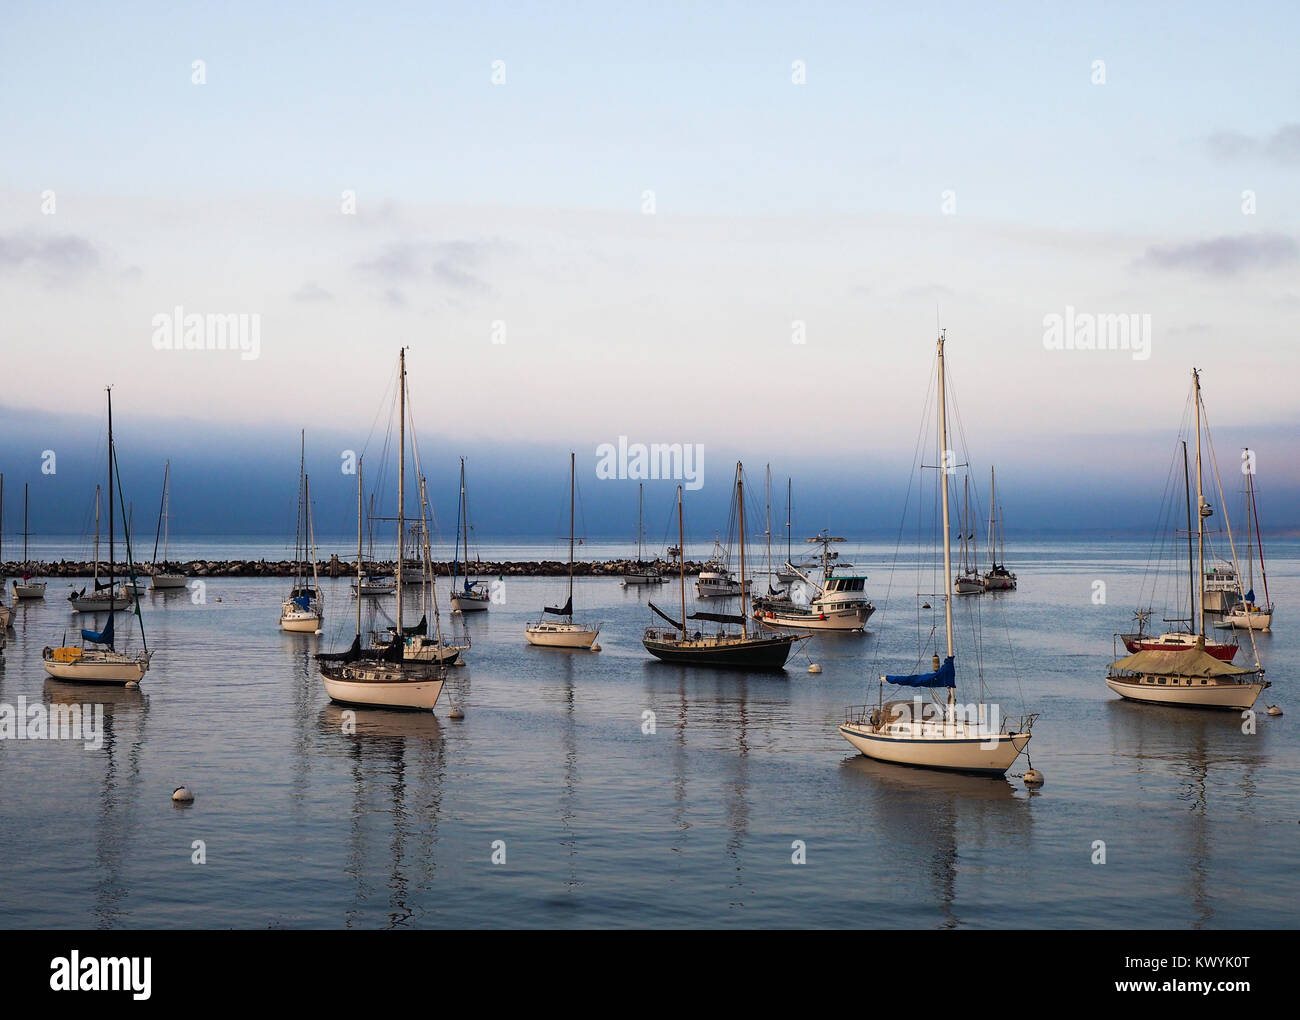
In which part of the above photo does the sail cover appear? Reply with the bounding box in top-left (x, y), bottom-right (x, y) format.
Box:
top-left (396, 613), bottom-right (427, 637)
top-left (885, 655), bottom-right (955, 688)
top-left (81, 615), bottom-right (115, 648)
top-left (544, 596), bottom-right (573, 616)
top-left (688, 610), bottom-right (746, 625)
top-left (317, 634), bottom-right (362, 662)
top-left (648, 602), bottom-right (683, 630)
top-left (1108, 647), bottom-right (1255, 677)
top-left (1244, 588), bottom-right (1255, 604)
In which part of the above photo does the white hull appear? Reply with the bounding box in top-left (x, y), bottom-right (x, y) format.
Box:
top-left (1105, 674), bottom-right (1266, 710)
top-left (525, 622), bottom-right (600, 648)
top-left (280, 611), bottom-right (322, 632)
top-left (953, 575), bottom-right (983, 595)
top-left (982, 574), bottom-right (1017, 591)
top-left (450, 594), bottom-right (490, 613)
top-left (352, 583), bottom-right (395, 597)
top-left (622, 572), bottom-right (668, 586)
top-left (1216, 606), bottom-right (1273, 632)
top-left (12, 581), bottom-right (47, 599)
top-left (696, 580), bottom-right (751, 598)
top-left (42, 651), bottom-right (150, 685)
top-left (839, 722), bottom-right (1029, 775)
top-left (69, 595), bottom-right (132, 612)
top-left (321, 669), bottom-right (444, 710)
top-left (756, 604), bottom-right (870, 631)
top-left (150, 574), bottom-right (188, 590)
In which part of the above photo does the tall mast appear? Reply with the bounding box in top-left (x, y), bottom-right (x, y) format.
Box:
top-left (93, 485), bottom-right (100, 585)
top-left (163, 461), bottom-right (170, 563)
top-left (677, 485), bottom-right (686, 633)
top-left (296, 430), bottom-right (305, 586)
top-left (22, 482), bottom-right (29, 563)
top-left (1182, 441), bottom-right (1194, 628)
top-left (989, 467), bottom-right (996, 568)
top-left (1194, 368), bottom-right (1205, 641)
top-left (764, 465), bottom-right (772, 585)
top-left (397, 348), bottom-right (405, 636)
top-left (462, 459), bottom-right (470, 571)
top-left (737, 462), bottom-right (748, 637)
top-left (1244, 451), bottom-right (1254, 594)
top-left (786, 478), bottom-right (792, 565)
top-left (107, 386), bottom-right (115, 601)
top-left (936, 332), bottom-right (955, 660)
top-left (152, 462), bottom-right (167, 567)
top-left (637, 483), bottom-right (643, 565)
top-left (356, 456), bottom-right (363, 638)
top-left (567, 450), bottom-right (575, 610)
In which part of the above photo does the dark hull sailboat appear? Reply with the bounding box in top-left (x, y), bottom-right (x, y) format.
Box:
top-left (642, 626), bottom-right (800, 670)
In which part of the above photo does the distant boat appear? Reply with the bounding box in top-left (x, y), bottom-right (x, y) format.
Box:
top-left (695, 538), bottom-right (752, 598)
top-left (981, 467), bottom-right (1017, 591)
top-left (148, 461), bottom-right (187, 590)
top-left (317, 349), bottom-right (447, 710)
top-left (11, 483), bottom-right (46, 599)
top-left (1106, 369), bottom-right (1268, 710)
top-left (526, 453), bottom-right (600, 649)
top-left (840, 330), bottom-right (1036, 775)
top-left (621, 483), bottom-right (668, 586)
top-left (0, 475), bottom-right (12, 626)
top-left (643, 464), bottom-right (807, 670)
top-left (774, 477), bottom-right (817, 584)
top-left (43, 387), bottom-right (153, 684)
top-left (1216, 450), bottom-right (1274, 632)
top-left (350, 492), bottom-right (396, 597)
top-left (280, 432), bottom-right (323, 633)
top-left (953, 475), bottom-right (983, 595)
top-left (753, 530), bottom-right (875, 632)
top-left (449, 458), bottom-right (490, 613)
top-left (67, 484), bottom-right (131, 612)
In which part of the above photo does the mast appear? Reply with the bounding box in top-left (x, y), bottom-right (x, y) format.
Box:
top-left (1244, 452), bottom-right (1254, 595)
top-left (461, 459), bottom-right (470, 582)
top-left (1194, 368), bottom-right (1205, 642)
top-left (936, 332), bottom-right (955, 662)
top-left (356, 456), bottom-right (363, 638)
top-left (677, 485), bottom-right (686, 633)
top-left (567, 450), bottom-right (575, 613)
top-left (764, 465), bottom-right (773, 587)
top-left (785, 478), bottom-right (792, 566)
top-left (1182, 441), bottom-right (1194, 628)
top-left (296, 430), bottom-right (305, 587)
top-left (737, 462), bottom-right (748, 637)
top-left (152, 462), bottom-right (168, 567)
top-left (305, 474), bottom-right (320, 606)
top-left (93, 485), bottom-right (100, 586)
top-left (1248, 457), bottom-right (1270, 608)
top-left (22, 482), bottom-right (29, 564)
top-left (397, 348), bottom-right (405, 636)
top-left (989, 468), bottom-right (996, 569)
top-left (108, 387), bottom-right (115, 603)
top-left (636, 483), bottom-right (643, 566)
top-left (163, 462), bottom-right (171, 563)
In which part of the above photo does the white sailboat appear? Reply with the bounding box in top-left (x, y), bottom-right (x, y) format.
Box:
top-left (526, 452), bottom-right (600, 649)
top-left (0, 475), bottom-right (12, 627)
top-left (68, 485), bottom-right (131, 612)
top-left (351, 494), bottom-right (397, 597)
top-left (981, 467), bottom-right (1017, 591)
top-left (774, 478), bottom-right (818, 585)
top-left (11, 483), bottom-right (47, 599)
top-left (148, 461), bottom-right (188, 590)
top-left (953, 475), bottom-right (983, 594)
top-left (43, 387), bottom-right (154, 684)
top-left (1216, 450), bottom-right (1274, 632)
top-left (448, 457), bottom-right (490, 612)
top-left (1106, 369), bottom-right (1268, 710)
top-left (621, 483), bottom-right (668, 585)
top-left (279, 432), bottom-right (324, 633)
top-left (317, 348), bottom-right (447, 710)
top-left (840, 331), bottom-right (1036, 775)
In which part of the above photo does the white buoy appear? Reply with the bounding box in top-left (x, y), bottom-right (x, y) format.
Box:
top-left (808, 663), bottom-right (822, 674)
top-left (171, 786), bottom-right (195, 804)
top-left (214, 597), bottom-right (223, 603)
top-left (314, 629), bottom-right (323, 635)
top-left (455, 659), bottom-right (467, 667)
top-left (1024, 769), bottom-right (1044, 787)
top-left (449, 707), bottom-right (465, 720)
top-left (1268, 704), bottom-right (1283, 717)
top-left (591, 644), bottom-right (601, 652)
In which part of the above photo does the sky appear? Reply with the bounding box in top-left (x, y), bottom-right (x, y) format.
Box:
top-left (1, 2), bottom-right (1297, 540)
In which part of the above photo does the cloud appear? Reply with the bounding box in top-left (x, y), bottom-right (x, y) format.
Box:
top-left (293, 281), bottom-right (333, 302)
top-left (1206, 124), bottom-right (1300, 165)
top-left (356, 239), bottom-right (494, 293)
top-left (1139, 233), bottom-right (1298, 276)
top-left (0, 232), bottom-right (99, 276)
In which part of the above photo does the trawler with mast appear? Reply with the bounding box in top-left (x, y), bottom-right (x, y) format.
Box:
top-left (1106, 369), bottom-right (1268, 710)
top-left (839, 331), bottom-right (1036, 775)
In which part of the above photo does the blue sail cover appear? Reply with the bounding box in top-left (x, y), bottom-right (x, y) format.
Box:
top-left (885, 655), bottom-right (955, 688)
top-left (293, 595), bottom-right (312, 610)
top-left (81, 615), bottom-right (115, 648)
top-left (1245, 588), bottom-right (1255, 603)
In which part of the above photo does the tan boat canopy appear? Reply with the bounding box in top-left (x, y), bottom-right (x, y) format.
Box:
top-left (1109, 647), bottom-right (1256, 677)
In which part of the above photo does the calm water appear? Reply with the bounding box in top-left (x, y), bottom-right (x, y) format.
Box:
top-left (0, 538), bottom-right (1295, 929)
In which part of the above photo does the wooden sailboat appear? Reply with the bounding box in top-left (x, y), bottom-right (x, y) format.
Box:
top-left (981, 467), bottom-right (1017, 591)
top-left (279, 432), bottom-right (323, 632)
top-left (839, 331), bottom-right (1036, 775)
top-left (1106, 369), bottom-right (1268, 710)
top-left (11, 483), bottom-right (47, 598)
top-left (43, 387), bottom-right (153, 684)
top-left (449, 457), bottom-right (490, 612)
top-left (148, 461), bottom-right (187, 590)
top-left (643, 465), bottom-right (807, 670)
top-left (621, 483), bottom-right (668, 585)
top-left (1217, 451), bottom-right (1274, 632)
top-left (526, 452), bottom-right (600, 648)
top-left (317, 349), bottom-right (447, 710)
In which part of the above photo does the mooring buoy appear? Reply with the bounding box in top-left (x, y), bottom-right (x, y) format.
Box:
top-left (808, 663), bottom-right (822, 674)
top-left (172, 786), bottom-right (195, 804)
top-left (1268, 704), bottom-right (1283, 716)
top-left (449, 707), bottom-right (465, 720)
top-left (1024, 769), bottom-right (1044, 788)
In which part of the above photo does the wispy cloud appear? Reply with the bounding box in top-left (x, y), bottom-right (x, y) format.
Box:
top-left (1139, 233), bottom-right (1298, 276)
top-left (1206, 123), bottom-right (1300, 165)
top-left (293, 281), bottom-right (333, 302)
top-left (356, 239), bottom-right (494, 294)
top-left (0, 232), bottom-right (99, 277)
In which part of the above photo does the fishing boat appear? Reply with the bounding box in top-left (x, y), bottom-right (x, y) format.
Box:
top-left (526, 453), bottom-right (600, 649)
top-left (981, 468), bottom-right (1017, 591)
top-left (147, 461), bottom-right (188, 590)
top-left (279, 432), bottom-right (323, 633)
top-left (953, 475), bottom-right (983, 594)
top-left (1106, 370), bottom-right (1268, 710)
top-left (11, 483), bottom-right (47, 599)
top-left (1216, 450), bottom-right (1274, 632)
top-left (643, 465), bottom-right (807, 670)
top-left (67, 485), bottom-right (131, 612)
top-left (448, 458), bottom-right (490, 612)
top-left (839, 331), bottom-right (1036, 775)
top-left (754, 530), bottom-right (875, 632)
top-left (621, 483), bottom-right (668, 585)
top-left (1201, 563), bottom-right (1240, 614)
top-left (317, 349), bottom-right (447, 710)
top-left (43, 388), bottom-right (153, 684)
top-left (1119, 440), bottom-right (1238, 662)
top-left (695, 538), bottom-right (752, 598)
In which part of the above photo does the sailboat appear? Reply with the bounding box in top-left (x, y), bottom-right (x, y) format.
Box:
top-left (981, 468), bottom-right (1017, 591)
top-left (839, 331), bottom-right (1036, 775)
top-left (0, 475), bottom-right (12, 628)
top-left (449, 458), bottom-right (490, 612)
top-left (526, 453), bottom-right (600, 648)
top-left (621, 483), bottom-right (668, 585)
top-left (43, 388), bottom-right (153, 684)
top-left (1217, 450), bottom-right (1275, 632)
top-left (148, 461), bottom-right (187, 590)
top-left (11, 483), bottom-right (47, 598)
top-left (68, 484), bottom-right (131, 612)
top-left (753, 529), bottom-right (875, 632)
top-left (279, 432), bottom-right (324, 632)
top-left (695, 536), bottom-right (752, 598)
top-left (317, 348), bottom-right (448, 710)
top-left (953, 475), bottom-right (983, 594)
top-left (643, 465), bottom-right (808, 669)
top-left (351, 493), bottom-right (397, 596)
top-left (1120, 440), bottom-right (1239, 662)
top-left (774, 477), bottom-right (818, 585)
top-left (1106, 370), bottom-right (1268, 710)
